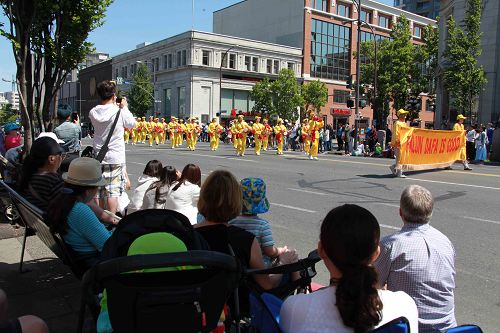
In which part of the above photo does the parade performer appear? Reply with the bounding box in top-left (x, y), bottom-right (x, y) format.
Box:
top-left (252, 116), bottom-right (265, 156)
top-left (262, 118), bottom-right (271, 151)
top-left (153, 118), bottom-right (163, 146)
top-left (131, 117), bottom-right (139, 145)
top-left (308, 113), bottom-right (324, 160)
top-left (274, 118), bottom-right (287, 155)
top-left (139, 117), bottom-right (147, 143)
top-left (178, 119), bottom-right (187, 147)
top-left (193, 118), bottom-right (201, 150)
top-left (169, 117), bottom-right (178, 148)
top-left (124, 127), bottom-right (131, 144)
top-left (186, 117), bottom-right (200, 150)
top-left (235, 114), bottom-right (251, 156)
top-left (453, 114), bottom-right (473, 170)
top-left (390, 109), bottom-right (409, 178)
top-left (208, 117), bottom-right (223, 151)
top-left (147, 116), bottom-right (155, 146)
top-left (301, 118), bottom-right (311, 155)
top-left (161, 118), bottom-right (167, 144)
top-left (230, 120), bottom-right (238, 149)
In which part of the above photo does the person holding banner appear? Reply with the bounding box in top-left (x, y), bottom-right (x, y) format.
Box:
top-left (390, 109), bottom-right (409, 178)
top-left (452, 115), bottom-right (472, 170)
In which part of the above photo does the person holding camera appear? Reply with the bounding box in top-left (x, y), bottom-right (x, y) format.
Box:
top-left (89, 80), bottom-right (136, 214)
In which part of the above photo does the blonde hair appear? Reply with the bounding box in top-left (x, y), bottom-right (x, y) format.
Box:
top-left (198, 170), bottom-right (241, 223)
top-left (400, 185), bottom-right (434, 224)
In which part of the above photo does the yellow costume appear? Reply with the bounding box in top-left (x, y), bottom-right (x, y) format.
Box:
top-left (301, 119), bottom-right (311, 155)
top-left (235, 115), bottom-right (251, 156)
top-left (274, 119), bottom-right (287, 155)
top-left (308, 114), bottom-right (324, 159)
top-left (168, 117), bottom-right (178, 148)
top-left (252, 116), bottom-right (265, 156)
top-left (230, 121), bottom-right (238, 149)
top-left (161, 118), bottom-right (167, 144)
top-left (186, 118), bottom-right (200, 150)
top-left (390, 109), bottom-right (409, 177)
top-left (153, 118), bottom-right (163, 146)
top-left (262, 119), bottom-right (271, 151)
top-left (132, 118), bottom-right (139, 145)
top-left (177, 119), bottom-right (187, 147)
top-left (147, 117), bottom-right (155, 146)
top-left (208, 118), bottom-right (223, 151)
top-left (453, 114), bottom-right (472, 170)
top-left (139, 117), bottom-right (147, 143)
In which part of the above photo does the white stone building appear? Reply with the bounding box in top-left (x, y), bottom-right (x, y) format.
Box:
top-left (4, 91), bottom-right (19, 111)
top-left (111, 30), bottom-right (302, 124)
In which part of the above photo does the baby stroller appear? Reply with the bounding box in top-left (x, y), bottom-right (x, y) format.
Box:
top-left (78, 209), bottom-right (242, 333)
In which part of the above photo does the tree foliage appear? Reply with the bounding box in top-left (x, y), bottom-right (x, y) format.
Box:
top-left (249, 78), bottom-right (274, 115)
top-left (0, 104), bottom-right (18, 124)
top-left (443, 0), bottom-right (486, 122)
top-left (302, 80), bottom-right (328, 113)
top-left (0, 0), bottom-right (113, 153)
top-left (128, 63), bottom-right (154, 117)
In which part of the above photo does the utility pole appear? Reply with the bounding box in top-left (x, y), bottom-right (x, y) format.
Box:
top-left (354, 0), bottom-right (361, 149)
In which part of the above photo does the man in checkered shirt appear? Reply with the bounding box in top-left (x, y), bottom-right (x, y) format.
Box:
top-left (374, 185), bottom-right (457, 332)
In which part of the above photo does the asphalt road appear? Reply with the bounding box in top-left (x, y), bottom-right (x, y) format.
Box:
top-left (122, 140), bottom-right (500, 332)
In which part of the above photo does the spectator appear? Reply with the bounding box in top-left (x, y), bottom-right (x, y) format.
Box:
top-left (19, 136), bottom-right (65, 211)
top-left (0, 289), bottom-right (49, 333)
top-left (229, 178), bottom-right (288, 267)
top-left (474, 125), bottom-right (488, 163)
top-left (486, 123), bottom-right (494, 159)
top-left (164, 164), bottom-right (201, 225)
top-left (141, 165), bottom-right (180, 210)
top-left (48, 157), bottom-right (111, 268)
top-left (323, 125), bottom-right (331, 151)
top-left (374, 185), bottom-right (456, 332)
top-left (465, 124), bottom-right (478, 161)
top-left (336, 125), bottom-right (343, 152)
top-left (195, 170), bottom-right (298, 291)
top-left (280, 204), bottom-right (418, 333)
top-left (89, 80), bottom-right (136, 214)
top-left (54, 105), bottom-right (82, 172)
top-left (318, 128), bottom-right (324, 153)
top-left (343, 123), bottom-right (350, 155)
top-left (127, 160), bottom-right (163, 213)
top-left (3, 123), bottom-right (22, 152)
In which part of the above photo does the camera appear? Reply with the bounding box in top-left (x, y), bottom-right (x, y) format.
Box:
top-left (116, 97), bottom-right (123, 104)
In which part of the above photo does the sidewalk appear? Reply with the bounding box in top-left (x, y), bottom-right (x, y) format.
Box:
top-left (0, 223), bottom-right (80, 333)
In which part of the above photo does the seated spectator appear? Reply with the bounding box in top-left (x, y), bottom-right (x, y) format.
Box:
top-left (0, 289), bottom-right (48, 333)
top-left (164, 164), bottom-right (201, 225)
top-left (141, 166), bottom-right (180, 210)
top-left (54, 105), bottom-right (81, 172)
top-left (374, 185), bottom-right (456, 332)
top-left (48, 157), bottom-right (111, 267)
top-left (195, 170), bottom-right (298, 291)
top-left (373, 142), bottom-right (383, 157)
top-left (280, 204), bottom-right (418, 333)
top-left (128, 160), bottom-right (163, 213)
top-left (19, 136), bottom-right (65, 211)
top-left (229, 178), bottom-right (288, 267)
top-left (3, 123), bottom-right (22, 152)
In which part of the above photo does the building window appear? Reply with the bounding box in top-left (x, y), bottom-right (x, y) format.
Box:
top-left (378, 15), bottom-right (390, 29)
top-left (333, 90), bottom-right (350, 104)
top-left (121, 66), bottom-right (127, 79)
top-left (229, 53), bottom-right (236, 69)
top-left (266, 59), bottom-right (273, 74)
top-left (414, 25), bottom-right (422, 38)
top-left (182, 50), bottom-right (187, 66)
top-left (163, 55), bottom-right (168, 69)
top-left (252, 57), bottom-right (259, 72)
top-left (360, 9), bottom-right (371, 23)
top-left (245, 56), bottom-right (251, 71)
top-left (153, 58), bottom-right (159, 72)
top-left (312, 0), bottom-right (328, 12)
top-left (221, 89), bottom-right (252, 113)
top-left (336, 3), bottom-right (350, 18)
top-left (178, 87), bottom-right (186, 117)
top-left (167, 54), bottom-right (172, 69)
top-left (310, 19), bottom-right (351, 81)
top-left (202, 50), bottom-right (210, 66)
top-left (164, 88), bottom-right (172, 117)
top-left (287, 62), bottom-right (295, 71)
top-left (273, 60), bottom-right (280, 74)
top-left (115, 68), bottom-right (119, 79)
top-left (177, 51), bottom-right (182, 67)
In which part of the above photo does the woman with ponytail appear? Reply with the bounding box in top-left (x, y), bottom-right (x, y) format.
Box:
top-left (280, 204), bottom-right (418, 333)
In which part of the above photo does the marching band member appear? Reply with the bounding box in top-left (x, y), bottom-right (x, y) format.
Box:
top-left (153, 118), bottom-right (163, 146)
top-left (308, 113), bottom-right (324, 160)
top-left (274, 118), bottom-right (287, 155)
top-left (230, 120), bottom-right (238, 149)
top-left (178, 119), bottom-right (187, 147)
top-left (301, 118), bottom-right (311, 155)
top-left (235, 114), bottom-right (251, 156)
top-left (186, 117), bottom-right (198, 150)
top-left (161, 118), bottom-right (167, 144)
top-left (124, 126), bottom-right (131, 144)
top-left (131, 118), bottom-right (139, 145)
top-left (252, 116), bottom-right (265, 156)
top-left (262, 118), bottom-right (271, 151)
top-left (453, 114), bottom-right (473, 170)
top-left (169, 117), bottom-right (178, 148)
top-left (140, 117), bottom-right (147, 143)
top-left (390, 109), bottom-right (409, 177)
top-left (208, 118), bottom-right (223, 151)
top-left (148, 116), bottom-right (155, 147)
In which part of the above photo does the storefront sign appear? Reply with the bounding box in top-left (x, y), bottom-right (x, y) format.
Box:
top-left (330, 108), bottom-right (352, 116)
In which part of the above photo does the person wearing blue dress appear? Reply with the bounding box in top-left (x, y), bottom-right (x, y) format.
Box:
top-left (475, 125), bottom-right (488, 162)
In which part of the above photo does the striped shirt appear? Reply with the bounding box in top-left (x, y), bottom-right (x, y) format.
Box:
top-left (375, 223), bottom-right (456, 333)
top-left (24, 173), bottom-right (63, 211)
top-left (63, 202), bottom-right (112, 254)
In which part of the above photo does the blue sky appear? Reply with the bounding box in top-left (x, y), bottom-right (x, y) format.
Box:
top-left (0, 0), bottom-right (393, 92)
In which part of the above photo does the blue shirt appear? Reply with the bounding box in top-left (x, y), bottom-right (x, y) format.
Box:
top-left (54, 121), bottom-right (81, 153)
top-left (63, 202), bottom-right (112, 254)
top-left (375, 223), bottom-right (456, 333)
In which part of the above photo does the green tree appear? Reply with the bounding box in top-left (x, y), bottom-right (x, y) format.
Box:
top-left (443, 0), bottom-right (486, 122)
top-left (249, 77), bottom-right (274, 114)
top-left (302, 80), bottom-right (328, 114)
top-left (0, 0), bottom-right (112, 153)
top-left (271, 68), bottom-right (303, 121)
top-left (128, 63), bottom-right (154, 117)
top-left (0, 104), bottom-right (18, 124)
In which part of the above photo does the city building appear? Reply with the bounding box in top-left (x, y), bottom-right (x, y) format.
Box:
top-left (214, 0), bottom-right (437, 129)
top-left (110, 30), bottom-right (302, 124)
top-left (436, 0), bottom-right (500, 128)
top-left (394, 0), bottom-right (440, 19)
top-left (0, 93), bottom-right (7, 108)
top-left (4, 91), bottom-right (19, 110)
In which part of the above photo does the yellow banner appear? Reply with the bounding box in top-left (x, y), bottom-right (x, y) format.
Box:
top-left (399, 127), bottom-right (465, 171)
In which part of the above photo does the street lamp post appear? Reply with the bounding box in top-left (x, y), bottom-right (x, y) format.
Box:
top-left (219, 46), bottom-right (237, 122)
top-left (355, 0), bottom-right (362, 149)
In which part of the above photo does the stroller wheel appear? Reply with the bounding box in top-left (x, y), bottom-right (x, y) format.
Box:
top-left (4, 204), bottom-right (19, 222)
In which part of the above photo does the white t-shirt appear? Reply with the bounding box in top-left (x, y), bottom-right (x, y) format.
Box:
top-left (280, 286), bottom-right (418, 333)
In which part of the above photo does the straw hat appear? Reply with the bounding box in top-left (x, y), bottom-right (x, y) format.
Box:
top-left (62, 157), bottom-right (106, 187)
top-left (457, 114), bottom-right (466, 120)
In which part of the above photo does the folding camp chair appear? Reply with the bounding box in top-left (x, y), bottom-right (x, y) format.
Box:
top-left (372, 317), bottom-right (410, 333)
top-left (446, 325), bottom-right (483, 333)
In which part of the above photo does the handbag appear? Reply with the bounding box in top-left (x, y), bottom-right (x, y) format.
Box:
top-left (82, 109), bottom-right (122, 163)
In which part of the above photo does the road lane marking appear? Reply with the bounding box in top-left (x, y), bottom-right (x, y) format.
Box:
top-left (380, 224), bottom-right (400, 230)
top-left (373, 203), bottom-right (400, 208)
top-left (128, 161), bottom-right (145, 165)
top-left (270, 203), bottom-right (317, 213)
top-left (408, 178), bottom-right (500, 190)
top-left (287, 188), bottom-right (330, 196)
top-left (463, 216), bottom-right (500, 226)
top-left (175, 151), bottom-right (260, 163)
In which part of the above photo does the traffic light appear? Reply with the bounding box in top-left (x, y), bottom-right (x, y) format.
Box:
top-left (347, 99), bottom-right (355, 108)
top-left (346, 75), bottom-right (353, 90)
